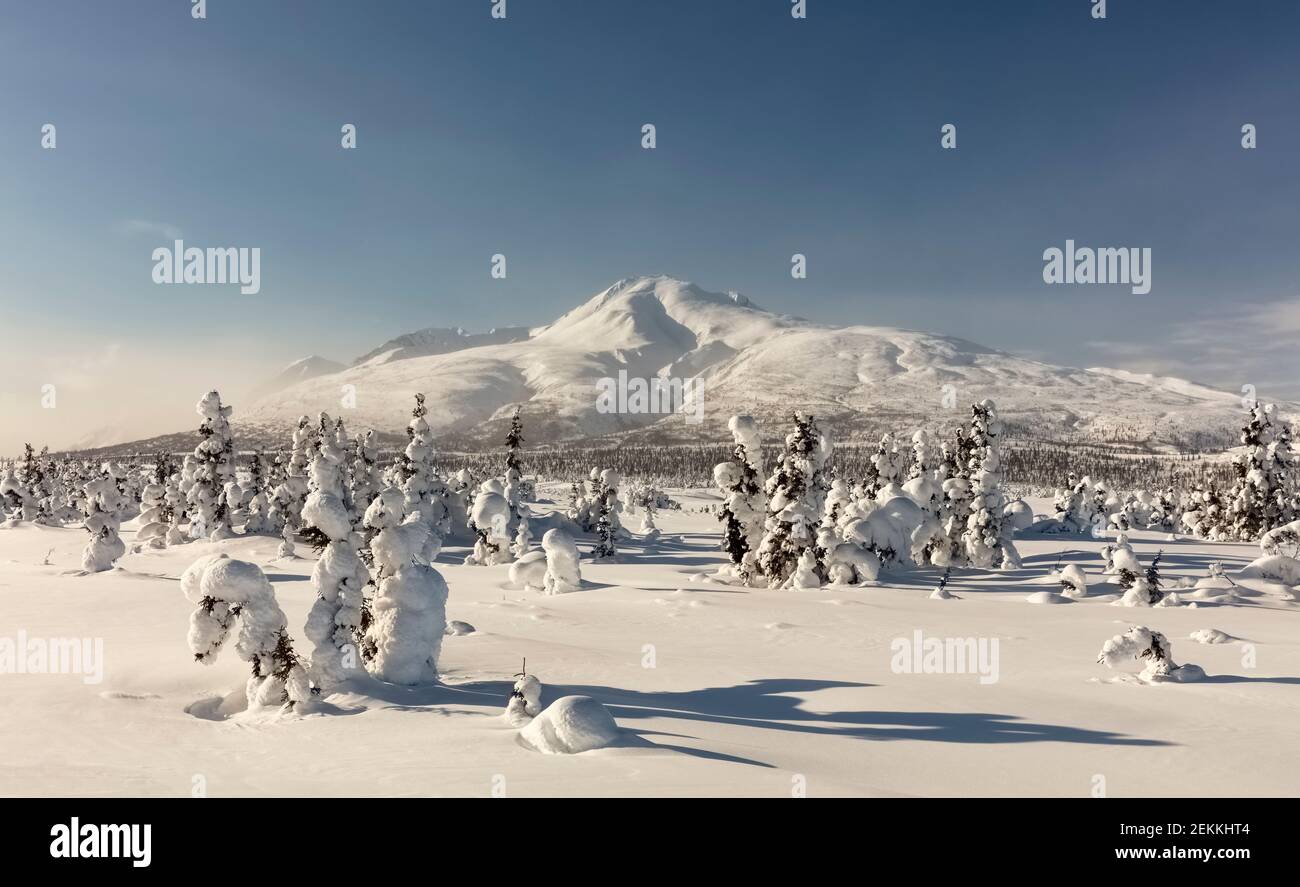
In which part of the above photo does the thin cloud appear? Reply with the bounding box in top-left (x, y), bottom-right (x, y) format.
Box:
top-left (1086, 295), bottom-right (1300, 402)
top-left (114, 218), bottom-right (183, 241)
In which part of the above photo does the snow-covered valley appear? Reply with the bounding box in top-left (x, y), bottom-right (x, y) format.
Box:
top-left (2, 491), bottom-right (1296, 798)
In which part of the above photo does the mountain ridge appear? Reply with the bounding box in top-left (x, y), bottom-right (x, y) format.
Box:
top-left (224, 275), bottom-right (1281, 453)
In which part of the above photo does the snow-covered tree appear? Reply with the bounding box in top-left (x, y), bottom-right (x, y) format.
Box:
top-left (302, 413), bottom-right (370, 691)
top-left (756, 412), bottom-right (830, 587)
top-left (1225, 403), bottom-right (1294, 541)
top-left (464, 478), bottom-right (512, 565)
top-left (15, 443), bottom-right (50, 523)
top-left (1146, 486), bottom-right (1180, 533)
top-left (243, 450), bottom-right (272, 535)
top-left (0, 467), bottom-right (28, 523)
top-left (186, 391), bottom-right (237, 541)
top-left (81, 464), bottom-right (126, 572)
top-left (542, 528), bottom-right (583, 594)
top-left (361, 488), bottom-right (448, 684)
top-left (1181, 483), bottom-right (1227, 540)
top-left (182, 554), bottom-right (311, 710)
top-left (511, 502), bottom-right (532, 559)
top-left (871, 433), bottom-right (909, 493)
top-left (1115, 549), bottom-right (1166, 607)
top-left (592, 485), bottom-right (619, 561)
top-left (934, 426), bottom-right (975, 566)
top-left (349, 429), bottom-right (380, 522)
top-left (268, 417), bottom-right (315, 546)
top-left (712, 415), bottom-right (766, 584)
top-left (136, 454), bottom-right (174, 549)
top-left (394, 393), bottom-right (450, 562)
top-left (960, 400), bottom-right (1020, 569)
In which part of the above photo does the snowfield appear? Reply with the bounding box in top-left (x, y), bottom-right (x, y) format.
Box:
top-left (1, 491), bottom-right (1297, 798)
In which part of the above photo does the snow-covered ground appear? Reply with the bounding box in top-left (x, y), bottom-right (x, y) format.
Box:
top-left (2, 492), bottom-right (1297, 798)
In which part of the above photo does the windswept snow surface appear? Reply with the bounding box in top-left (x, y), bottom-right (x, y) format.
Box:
top-left (1, 493), bottom-right (1298, 797)
top-left (241, 276), bottom-right (1287, 448)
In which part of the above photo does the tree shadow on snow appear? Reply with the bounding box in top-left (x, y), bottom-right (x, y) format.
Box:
top-left (548, 677), bottom-right (1173, 747)
top-left (1196, 674), bottom-right (1300, 685)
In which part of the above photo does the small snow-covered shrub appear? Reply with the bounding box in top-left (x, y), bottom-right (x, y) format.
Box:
top-left (1097, 626), bottom-right (1203, 683)
top-left (504, 672), bottom-right (542, 727)
top-left (824, 542), bottom-right (881, 585)
top-left (1260, 520), bottom-right (1300, 558)
top-left (518, 696), bottom-right (622, 754)
top-left (1238, 554), bottom-right (1300, 587)
top-left (465, 480), bottom-right (511, 566)
top-left (1058, 564), bottom-right (1088, 599)
top-left (508, 549), bottom-right (548, 591)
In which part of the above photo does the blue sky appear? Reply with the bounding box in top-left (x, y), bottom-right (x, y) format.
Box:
top-left (1, 0), bottom-right (1297, 452)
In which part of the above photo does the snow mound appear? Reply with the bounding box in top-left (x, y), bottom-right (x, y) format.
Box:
top-left (1238, 555), bottom-right (1300, 587)
top-left (1189, 628), bottom-right (1233, 645)
top-left (518, 695), bottom-right (622, 754)
top-left (1026, 590), bottom-right (1071, 604)
top-left (445, 620), bottom-right (476, 636)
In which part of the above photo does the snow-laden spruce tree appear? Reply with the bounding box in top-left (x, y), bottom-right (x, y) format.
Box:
top-left (960, 400), bottom-right (1020, 569)
top-left (1226, 403), bottom-right (1294, 541)
top-left (503, 404), bottom-right (535, 509)
top-left (1145, 485), bottom-right (1180, 533)
top-left (182, 553), bottom-right (311, 710)
top-left (186, 391), bottom-right (238, 541)
top-left (349, 429), bottom-right (380, 523)
top-left (1115, 549), bottom-right (1167, 607)
top-left (756, 412), bottom-right (830, 587)
top-left (243, 450), bottom-right (272, 535)
top-left (302, 412), bottom-right (371, 690)
top-left (136, 455), bottom-right (174, 549)
top-left (934, 425), bottom-right (976, 567)
top-left (361, 488), bottom-right (447, 684)
top-left (901, 429), bottom-right (946, 563)
top-left (712, 415), bottom-right (766, 584)
top-left (591, 471), bottom-right (621, 561)
top-left (542, 527), bottom-right (583, 594)
top-left (16, 443), bottom-right (50, 523)
top-left (1181, 483), bottom-right (1227, 540)
top-left (871, 433), bottom-right (909, 494)
top-left (0, 467), bottom-right (24, 523)
top-left (268, 417), bottom-right (316, 553)
top-left (394, 393), bottom-right (451, 562)
top-left (329, 417), bottom-right (356, 523)
top-left (511, 502), bottom-right (532, 558)
top-left (81, 463), bottom-right (126, 572)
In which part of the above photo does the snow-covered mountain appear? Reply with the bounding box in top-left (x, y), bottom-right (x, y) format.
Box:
top-left (250, 355), bottom-right (347, 400)
top-left (241, 275), bottom-right (1269, 450)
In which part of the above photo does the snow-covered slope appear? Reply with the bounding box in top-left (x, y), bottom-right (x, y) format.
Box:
top-left (242, 276), bottom-right (1276, 449)
top-left (353, 326), bottom-right (532, 367)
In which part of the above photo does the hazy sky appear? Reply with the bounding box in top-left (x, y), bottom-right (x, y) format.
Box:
top-left (1, 0), bottom-right (1297, 455)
